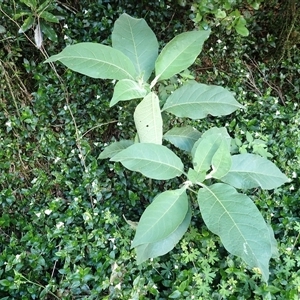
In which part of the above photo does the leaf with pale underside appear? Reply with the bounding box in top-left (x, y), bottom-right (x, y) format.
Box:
top-left (198, 183), bottom-right (274, 282)
top-left (162, 81), bottom-right (243, 119)
top-left (163, 126), bottom-right (201, 152)
top-left (45, 43), bottom-right (136, 80)
top-left (192, 127), bottom-right (231, 174)
top-left (110, 79), bottom-right (148, 107)
top-left (134, 92), bottom-right (163, 144)
top-left (110, 143), bottom-right (184, 180)
top-left (98, 140), bottom-right (134, 159)
top-left (208, 139), bottom-right (232, 179)
top-left (132, 188), bottom-right (188, 248)
top-left (221, 153), bottom-right (289, 190)
top-left (112, 13), bottom-right (158, 81)
top-left (135, 206), bottom-right (191, 264)
top-left (155, 30), bottom-right (210, 81)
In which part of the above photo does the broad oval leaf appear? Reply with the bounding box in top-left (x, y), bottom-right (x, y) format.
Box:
top-left (135, 206), bottom-right (191, 264)
top-left (163, 126), bottom-right (201, 152)
top-left (134, 92), bottom-right (163, 144)
top-left (192, 127), bottom-right (231, 174)
top-left (198, 183), bottom-right (274, 282)
top-left (112, 13), bottom-right (158, 81)
top-left (45, 43), bottom-right (136, 80)
top-left (155, 30), bottom-right (210, 81)
top-left (162, 81), bottom-right (243, 119)
top-left (98, 140), bottom-right (134, 159)
top-left (132, 188), bottom-right (188, 248)
top-left (110, 143), bottom-right (184, 180)
top-left (110, 79), bottom-right (148, 107)
top-left (221, 153), bottom-right (289, 190)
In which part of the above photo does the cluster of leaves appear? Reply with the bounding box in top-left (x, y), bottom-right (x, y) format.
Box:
top-left (0, 0), bottom-right (299, 299)
top-left (183, 0), bottom-right (263, 36)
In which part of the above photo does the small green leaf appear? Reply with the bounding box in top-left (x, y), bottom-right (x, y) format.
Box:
top-left (246, 131), bottom-right (253, 143)
top-left (198, 183), bottom-right (274, 282)
top-left (18, 15), bottom-right (35, 33)
top-left (132, 188), bottom-right (188, 248)
top-left (134, 92), bottom-right (163, 144)
top-left (111, 143), bottom-right (184, 180)
top-left (40, 20), bottom-right (57, 42)
top-left (39, 11), bottom-right (59, 23)
top-left (221, 153), bottom-right (289, 190)
top-left (162, 81), bottom-right (243, 119)
top-left (187, 168), bottom-right (205, 184)
top-left (20, 0), bottom-right (37, 9)
top-left (98, 140), bottom-right (134, 159)
top-left (235, 17), bottom-right (249, 36)
top-left (0, 25), bottom-right (6, 34)
top-left (208, 139), bottom-right (232, 179)
top-left (37, 0), bottom-right (51, 13)
top-left (45, 43), bottom-right (136, 80)
top-left (110, 79), bottom-right (148, 107)
top-left (155, 30), bottom-right (210, 81)
top-left (163, 126), bottom-right (201, 152)
top-left (112, 13), bottom-right (158, 81)
top-left (192, 127), bottom-right (231, 174)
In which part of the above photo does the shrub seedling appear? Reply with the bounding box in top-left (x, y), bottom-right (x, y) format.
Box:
top-left (46, 13), bottom-right (288, 282)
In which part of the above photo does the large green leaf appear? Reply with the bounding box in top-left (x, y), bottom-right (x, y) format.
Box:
top-left (192, 127), bottom-right (231, 174)
top-left (135, 206), bottom-right (191, 264)
top-left (163, 126), bottom-right (201, 152)
top-left (132, 188), bottom-right (188, 248)
top-left (162, 81), bottom-right (243, 119)
top-left (98, 140), bottom-right (134, 159)
top-left (110, 143), bottom-right (184, 180)
top-left (45, 43), bottom-right (136, 80)
top-left (112, 13), bottom-right (158, 81)
top-left (198, 183), bottom-right (273, 282)
top-left (221, 153), bottom-right (289, 190)
top-left (134, 92), bottom-right (163, 144)
top-left (110, 79), bottom-right (148, 107)
top-left (155, 30), bottom-right (210, 81)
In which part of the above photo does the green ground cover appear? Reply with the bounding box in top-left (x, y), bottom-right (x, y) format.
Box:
top-left (0, 0), bottom-right (299, 299)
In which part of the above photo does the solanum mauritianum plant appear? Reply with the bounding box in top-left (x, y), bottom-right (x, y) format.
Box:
top-left (46, 13), bottom-right (288, 282)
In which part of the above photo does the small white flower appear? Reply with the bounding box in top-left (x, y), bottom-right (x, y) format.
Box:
top-left (209, 47), bottom-right (213, 52)
top-left (54, 157), bottom-right (60, 164)
top-left (35, 212), bottom-right (41, 218)
top-left (45, 209), bottom-right (52, 215)
top-left (84, 9), bottom-right (88, 14)
top-left (240, 130), bottom-right (245, 134)
top-left (31, 177), bottom-right (37, 184)
top-left (290, 185), bottom-right (294, 191)
top-left (276, 110), bottom-right (280, 115)
top-left (174, 265), bottom-right (178, 269)
top-left (64, 35), bottom-right (68, 40)
top-left (64, 105), bottom-right (68, 110)
top-left (292, 171), bottom-right (297, 178)
top-left (63, 24), bottom-right (68, 29)
top-left (96, 95), bottom-right (101, 99)
top-left (5, 120), bottom-right (11, 127)
top-left (223, 45), bottom-right (227, 50)
top-left (117, 122), bottom-right (122, 126)
top-left (217, 39), bottom-right (222, 43)
top-left (56, 221), bottom-right (64, 229)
